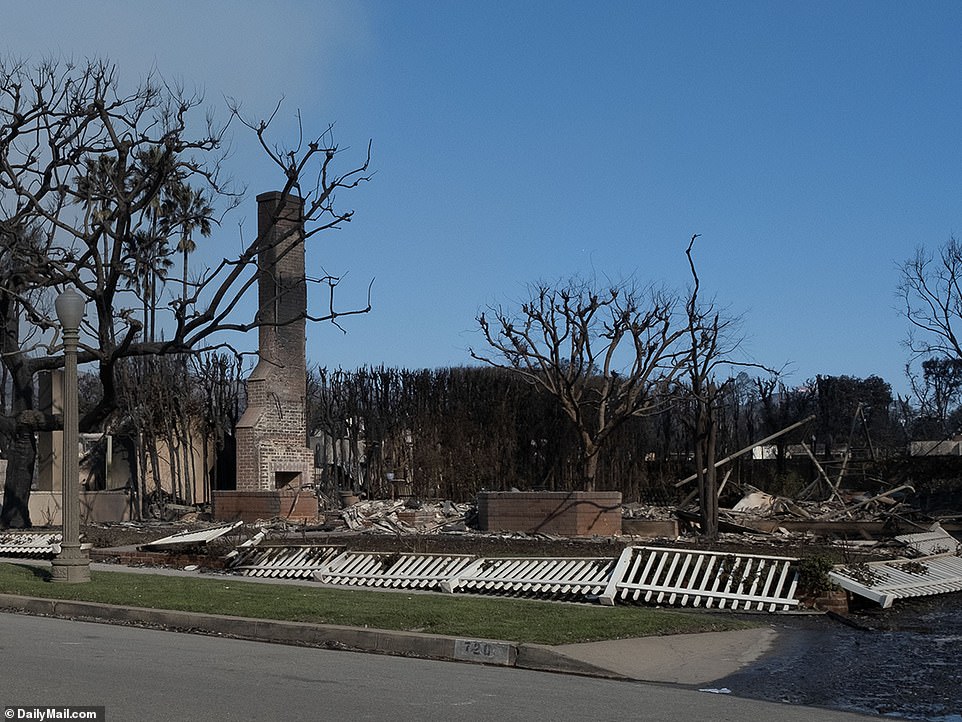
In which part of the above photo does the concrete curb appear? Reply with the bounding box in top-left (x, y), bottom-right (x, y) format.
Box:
top-left (516, 643), bottom-right (626, 678)
top-left (0, 593), bottom-right (619, 679)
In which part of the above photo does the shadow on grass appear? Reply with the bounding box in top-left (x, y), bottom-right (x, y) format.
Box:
top-left (12, 563), bottom-right (51, 582)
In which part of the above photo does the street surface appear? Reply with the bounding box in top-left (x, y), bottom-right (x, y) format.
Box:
top-left (0, 612), bottom-right (879, 721)
top-left (717, 593), bottom-right (962, 720)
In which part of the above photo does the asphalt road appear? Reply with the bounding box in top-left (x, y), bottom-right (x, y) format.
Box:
top-left (0, 613), bottom-right (879, 722)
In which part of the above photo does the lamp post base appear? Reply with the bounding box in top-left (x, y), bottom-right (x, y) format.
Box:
top-left (51, 546), bottom-right (91, 583)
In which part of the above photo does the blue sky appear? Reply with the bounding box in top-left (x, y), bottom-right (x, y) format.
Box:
top-left (6, 1), bottom-right (962, 395)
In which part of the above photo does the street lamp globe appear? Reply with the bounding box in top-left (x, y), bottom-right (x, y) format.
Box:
top-left (55, 288), bottom-right (85, 331)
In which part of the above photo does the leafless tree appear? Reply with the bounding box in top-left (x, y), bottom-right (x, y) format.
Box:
top-left (0, 58), bottom-right (372, 527)
top-left (899, 238), bottom-right (962, 363)
top-left (681, 235), bottom-right (772, 538)
top-left (898, 238), bottom-right (962, 435)
top-left (683, 236), bottom-right (728, 538)
top-left (472, 278), bottom-right (691, 491)
top-left (906, 357), bottom-right (962, 436)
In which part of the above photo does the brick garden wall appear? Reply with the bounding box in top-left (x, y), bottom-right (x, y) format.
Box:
top-left (212, 490), bottom-right (318, 524)
top-left (477, 491), bottom-right (622, 537)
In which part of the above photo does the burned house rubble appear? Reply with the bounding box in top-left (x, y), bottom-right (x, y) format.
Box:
top-left (4, 374), bottom-right (960, 614)
top-left (4, 471), bottom-right (957, 615)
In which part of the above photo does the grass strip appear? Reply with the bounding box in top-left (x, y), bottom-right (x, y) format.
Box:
top-left (0, 562), bottom-right (756, 645)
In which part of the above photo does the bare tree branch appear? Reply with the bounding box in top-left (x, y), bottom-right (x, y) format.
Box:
top-left (472, 277), bottom-right (690, 490)
top-left (0, 58), bottom-right (373, 527)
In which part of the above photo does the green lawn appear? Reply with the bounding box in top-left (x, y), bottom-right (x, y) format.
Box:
top-left (0, 562), bottom-right (756, 645)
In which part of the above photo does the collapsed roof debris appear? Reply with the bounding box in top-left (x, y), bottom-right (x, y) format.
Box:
top-left (716, 486), bottom-right (921, 528)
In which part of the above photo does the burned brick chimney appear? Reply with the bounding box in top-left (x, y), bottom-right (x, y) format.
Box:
top-left (214, 192), bottom-right (317, 522)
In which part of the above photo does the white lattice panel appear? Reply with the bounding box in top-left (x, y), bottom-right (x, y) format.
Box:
top-left (230, 544), bottom-right (344, 578)
top-left (313, 551), bottom-right (479, 590)
top-left (0, 531), bottom-right (62, 558)
top-left (443, 556), bottom-right (615, 601)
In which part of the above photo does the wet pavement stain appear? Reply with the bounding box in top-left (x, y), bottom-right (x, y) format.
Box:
top-left (714, 592), bottom-right (962, 721)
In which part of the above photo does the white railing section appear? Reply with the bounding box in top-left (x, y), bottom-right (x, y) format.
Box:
top-left (895, 525), bottom-right (961, 557)
top-left (0, 531), bottom-right (63, 558)
top-left (313, 551), bottom-right (479, 591)
top-left (830, 553), bottom-right (962, 608)
top-left (229, 544), bottom-right (344, 579)
top-left (599, 546), bottom-right (800, 611)
top-left (442, 556), bottom-right (615, 601)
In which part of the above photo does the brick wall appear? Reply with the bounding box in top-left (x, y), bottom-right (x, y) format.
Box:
top-left (212, 490), bottom-right (318, 523)
top-left (477, 491), bottom-right (622, 537)
top-left (800, 588), bottom-right (850, 614)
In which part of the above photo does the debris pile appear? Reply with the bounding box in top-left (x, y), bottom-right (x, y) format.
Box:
top-left (715, 485), bottom-right (922, 527)
top-left (333, 499), bottom-right (472, 535)
top-left (621, 503), bottom-right (676, 521)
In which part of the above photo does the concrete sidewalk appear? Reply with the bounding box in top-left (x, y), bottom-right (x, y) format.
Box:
top-left (553, 627), bottom-right (777, 684)
top-left (0, 558), bottom-right (777, 685)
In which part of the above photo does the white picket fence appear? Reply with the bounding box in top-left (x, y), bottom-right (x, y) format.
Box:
top-left (829, 553), bottom-right (962, 608)
top-left (599, 546), bottom-right (800, 611)
top-left (0, 531), bottom-right (63, 558)
top-left (313, 552), bottom-right (480, 591)
top-left (226, 539), bottom-right (805, 611)
top-left (895, 525), bottom-right (961, 557)
top-left (442, 556), bottom-right (615, 601)
top-left (229, 544), bottom-right (344, 579)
